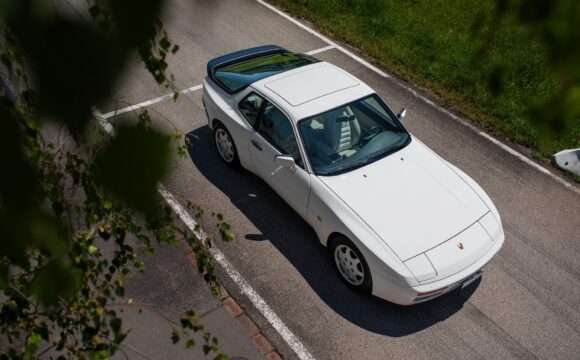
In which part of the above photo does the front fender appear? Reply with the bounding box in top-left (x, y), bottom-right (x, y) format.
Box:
top-left (445, 160), bottom-right (502, 226)
top-left (307, 175), bottom-right (419, 294)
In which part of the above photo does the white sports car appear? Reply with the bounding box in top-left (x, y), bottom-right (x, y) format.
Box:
top-left (202, 45), bottom-right (504, 305)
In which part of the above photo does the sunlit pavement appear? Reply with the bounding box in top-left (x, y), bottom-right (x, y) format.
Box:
top-left (63, 0), bottom-right (580, 359)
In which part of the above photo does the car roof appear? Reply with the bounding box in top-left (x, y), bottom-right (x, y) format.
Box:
top-left (264, 64), bottom-right (359, 106)
top-left (251, 62), bottom-right (374, 121)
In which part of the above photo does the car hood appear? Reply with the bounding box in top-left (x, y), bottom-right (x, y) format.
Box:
top-left (319, 139), bottom-right (489, 261)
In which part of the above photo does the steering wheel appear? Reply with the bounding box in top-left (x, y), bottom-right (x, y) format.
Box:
top-left (360, 125), bottom-right (383, 142)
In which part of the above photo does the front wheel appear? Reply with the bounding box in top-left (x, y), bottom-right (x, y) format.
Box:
top-left (213, 122), bottom-right (239, 167)
top-left (330, 236), bottom-right (372, 292)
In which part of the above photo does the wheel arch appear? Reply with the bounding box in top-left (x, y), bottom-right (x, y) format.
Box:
top-left (326, 232), bottom-right (348, 249)
top-left (211, 118), bottom-right (223, 130)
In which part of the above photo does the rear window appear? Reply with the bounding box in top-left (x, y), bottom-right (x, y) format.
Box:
top-left (214, 52), bottom-right (318, 93)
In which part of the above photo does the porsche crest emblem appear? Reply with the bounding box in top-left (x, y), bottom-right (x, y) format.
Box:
top-left (457, 242), bottom-right (464, 250)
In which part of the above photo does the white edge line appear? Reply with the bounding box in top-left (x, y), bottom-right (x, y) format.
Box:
top-left (256, 0), bottom-right (390, 79)
top-left (94, 113), bottom-right (315, 360)
top-left (158, 186), bottom-right (315, 360)
top-left (256, 0), bottom-right (580, 196)
top-left (102, 84), bottom-right (203, 119)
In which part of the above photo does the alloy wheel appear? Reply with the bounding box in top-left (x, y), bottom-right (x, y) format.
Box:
top-left (334, 244), bottom-right (365, 286)
top-left (215, 128), bottom-right (235, 163)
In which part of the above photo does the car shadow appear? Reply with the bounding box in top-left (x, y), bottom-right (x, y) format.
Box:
top-left (186, 126), bottom-right (479, 337)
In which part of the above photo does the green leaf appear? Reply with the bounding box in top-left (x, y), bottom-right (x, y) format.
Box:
top-left (24, 333), bottom-right (42, 355)
top-left (159, 37), bottom-right (171, 51)
top-left (180, 318), bottom-right (190, 329)
top-left (96, 124), bottom-right (170, 214)
top-left (203, 344), bottom-right (213, 355)
top-left (103, 199), bottom-right (113, 210)
top-left (29, 260), bottom-right (79, 305)
top-left (88, 245), bottom-right (98, 254)
top-left (110, 317), bottom-right (122, 335)
top-left (185, 339), bottom-right (196, 348)
top-left (171, 331), bottom-right (180, 344)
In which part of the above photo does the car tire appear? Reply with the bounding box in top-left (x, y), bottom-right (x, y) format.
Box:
top-left (330, 236), bottom-right (372, 293)
top-left (213, 122), bottom-right (240, 167)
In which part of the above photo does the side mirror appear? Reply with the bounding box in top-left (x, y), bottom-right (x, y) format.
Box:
top-left (275, 155), bottom-right (295, 168)
top-left (272, 155), bottom-right (296, 175)
top-left (397, 108), bottom-right (407, 121)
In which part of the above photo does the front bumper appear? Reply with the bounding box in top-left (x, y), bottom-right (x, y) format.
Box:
top-left (371, 229), bottom-right (504, 305)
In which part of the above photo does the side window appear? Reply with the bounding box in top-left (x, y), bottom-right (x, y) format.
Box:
top-left (238, 92), bottom-right (264, 127)
top-left (259, 103), bottom-right (302, 166)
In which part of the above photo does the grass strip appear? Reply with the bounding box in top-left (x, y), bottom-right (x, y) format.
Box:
top-left (267, 0), bottom-right (579, 161)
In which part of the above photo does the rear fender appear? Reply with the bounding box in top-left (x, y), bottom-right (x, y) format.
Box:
top-left (203, 78), bottom-right (255, 171)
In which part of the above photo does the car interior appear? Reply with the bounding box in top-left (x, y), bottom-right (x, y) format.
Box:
top-left (301, 105), bottom-right (369, 167)
top-left (300, 96), bottom-right (405, 173)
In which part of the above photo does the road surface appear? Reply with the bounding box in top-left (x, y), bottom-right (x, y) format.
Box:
top-left (65, 0), bottom-right (580, 358)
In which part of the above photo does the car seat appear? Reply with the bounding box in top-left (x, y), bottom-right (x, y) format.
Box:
top-left (322, 107), bottom-right (361, 153)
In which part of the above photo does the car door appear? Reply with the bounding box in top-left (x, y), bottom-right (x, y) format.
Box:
top-left (248, 101), bottom-right (311, 220)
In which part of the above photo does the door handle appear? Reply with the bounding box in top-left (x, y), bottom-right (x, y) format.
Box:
top-left (251, 139), bottom-right (262, 151)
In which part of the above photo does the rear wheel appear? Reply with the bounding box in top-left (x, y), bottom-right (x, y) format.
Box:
top-left (330, 236), bottom-right (372, 292)
top-left (213, 122), bottom-right (239, 167)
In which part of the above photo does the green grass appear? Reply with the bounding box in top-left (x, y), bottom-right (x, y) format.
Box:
top-left (268, 0), bottom-right (580, 158)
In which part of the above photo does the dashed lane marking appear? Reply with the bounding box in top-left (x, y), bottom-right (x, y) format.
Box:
top-left (306, 45), bottom-right (335, 55)
top-left (102, 84), bottom-right (203, 119)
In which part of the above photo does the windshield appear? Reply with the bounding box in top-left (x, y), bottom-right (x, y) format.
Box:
top-left (214, 52), bottom-right (318, 93)
top-left (298, 94), bottom-right (410, 175)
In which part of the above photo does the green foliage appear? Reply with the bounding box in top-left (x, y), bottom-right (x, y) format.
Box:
top-left (500, 0), bottom-right (580, 147)
top-left (0, 0), bottom-right (230, 358)
top-left (96, 124), bottom-right (170, 213)
top-left (269, 0), bottom-right (579, 157)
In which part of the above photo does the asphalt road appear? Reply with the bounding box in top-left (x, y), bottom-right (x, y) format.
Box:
top-left (67, 0), bottom-right (580, 358)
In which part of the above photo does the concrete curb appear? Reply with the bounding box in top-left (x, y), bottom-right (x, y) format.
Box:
top-left (180, 239), bottom-right (283, 360)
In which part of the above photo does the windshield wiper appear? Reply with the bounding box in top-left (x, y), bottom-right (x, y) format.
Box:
top-left (368, 136), bottom-right (411, 162)
top-left (319, 136), bottom-right (411, 176)
top-left (324, 158), bottom-right (372, 175)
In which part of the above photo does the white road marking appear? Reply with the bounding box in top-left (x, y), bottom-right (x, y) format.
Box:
top-left (306, 45), bottom-right (335, 55)
top-left (256, 0), bottom-right (580, 196)
top-left (102, 84), bottom-right (203, 119)
top-left (94, 113), bottom-right (316, 360)
top-left (158, 186), bottom-right (315, 360)
top-left (256, 0), bottom-right (390, 78)
top-left (101, 43), bottom-right (337, 120)
top-left (93, 108), bottom-right (116, 135)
